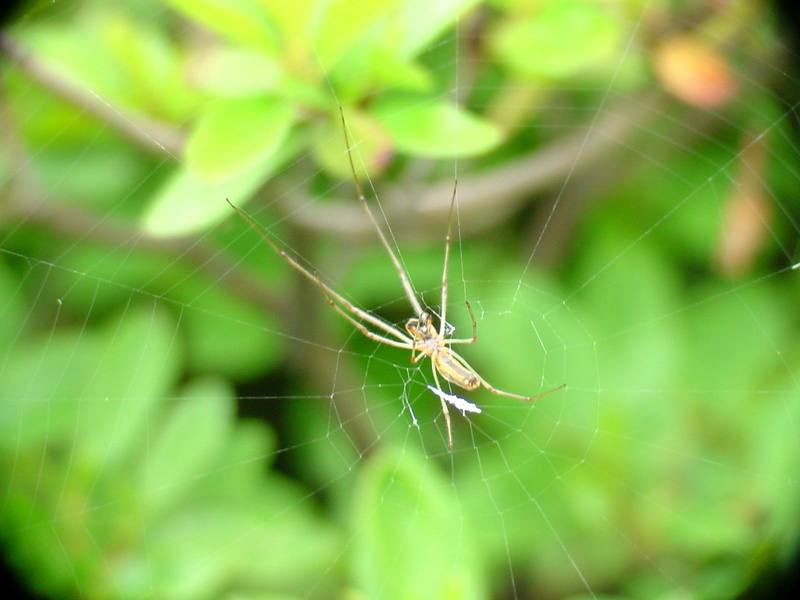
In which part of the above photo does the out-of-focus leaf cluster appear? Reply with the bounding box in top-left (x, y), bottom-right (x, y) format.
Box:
top-left (0, 299), bottom-right (337, 599)
top-left (3, 0), bottom-right (646, 236)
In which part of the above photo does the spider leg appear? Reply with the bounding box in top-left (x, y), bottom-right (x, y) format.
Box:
top-left (438, 177), bottom-right (458, 336)
top-left (339, 107), bottom-right (424, 318)
top-left (227, 199), bottom-right (410, 344)
top-left (444, 300), bottom-right (477, 345)
top-left (448, 348), bottom-right (566, 402)
top-left (322, 293), bottom-right (414, 350)
top-left (430, 365), bottom-right (453, 450)
top-left (481, 380), bottom-right (565, 402)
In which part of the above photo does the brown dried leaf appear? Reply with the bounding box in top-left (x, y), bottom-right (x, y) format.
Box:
top-left (653, 35), bottom-right (738, 108)
top-left (714, 134), bottom-right (772, 277)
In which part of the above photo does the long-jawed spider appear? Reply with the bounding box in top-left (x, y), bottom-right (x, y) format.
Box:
top-left (227, 108), bottom-right (564, 448)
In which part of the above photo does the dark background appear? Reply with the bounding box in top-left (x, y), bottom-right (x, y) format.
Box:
top-left (0, 0), bottom-right (798, 598)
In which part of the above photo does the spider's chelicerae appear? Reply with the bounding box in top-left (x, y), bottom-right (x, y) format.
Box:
top-left (227, 108), bottom-right (564, 448)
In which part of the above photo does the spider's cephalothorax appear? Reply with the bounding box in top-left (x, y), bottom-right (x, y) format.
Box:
top-left (405, 311), bottom-right (433, 337)
top-left (405, 312), bottom-right (435, 348)
top-left (227, 106), bottom-right (564, 449)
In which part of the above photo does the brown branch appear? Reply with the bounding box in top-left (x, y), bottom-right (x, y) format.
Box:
top-left (2, 29), bottom-right (661, 243)
top-left (0, 78), bottom-right (379, 449)
top-left (0, 33), bottom-right (185, 156)
top-left (527, 99), bottom-right (723, 267)
top-left (276, 91), bottom-right (665, 240)
top-left (0, 83), bottom-right (285, 318)
top-left (0, 71), bottom-right (387, 450)
top-left (2, 2), bottom-right (774, 248)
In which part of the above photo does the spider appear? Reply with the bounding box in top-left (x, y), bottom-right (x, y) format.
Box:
top-left (227, 108), bottom-right (565, 449)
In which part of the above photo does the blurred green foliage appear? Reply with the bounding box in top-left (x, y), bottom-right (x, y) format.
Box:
top-left (0, 305), bottom-right (337, 598)
top-left (1, 0), bottom-right (800, 599)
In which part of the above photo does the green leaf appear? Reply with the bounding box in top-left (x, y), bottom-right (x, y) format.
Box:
top-left (749, 372), bottom-right (800, 553)
top-left (196, 421), bottom-right (277, 499)
top-left (491, 0), bottom-right (623, 80)
top-left (621, 139), bottom-right (735, 263)
top-left (456, 271), bottom-right (591, 435)
top-left (311, 109), bottom-right (392, 180)
top-left (224, 595), bottom-right (302, 600)
top-left (0, 307), bottom-right (180, 459)
top-left (565, 596), bottom-right (629, 600)
top-left (186, 45), bottom-right (326, 106)
top-left (0, 160), bottom-right (6, 191)
top-left (282, 400), bottom-right (360, 504)
top-left (5, 67), bottom-right (112, 147)
top-left (485, 0), bottom-right (538, 9)
top-left (1, 480), bottom-right (87, 597)
top-left (315, 0), bottom-right (400, 66)
top-left (177, 284), bottom-right (285, 379)
top-left (33, 142), bottom-right (157, 211)
top-left (371, 97), bottom-right (501, 157)
top-left (79, 307), bottom-right (182, 465)
top-left (16, 23), bottom-right (133, 112)
top-left (18, 12), bottom-right (198, 122)
top-left (683, 283), bottom-right (790, 412)
top-left (147, 492), bottom-right (338, 597)
top-left (188, 47), bottom-right (283, 98)
top-left (141, 129), bottom-right (302, 237)
top-left (43, 244), bottom-right (179, 316)
top-left (0, 331), bottom-right (99, 451)
top-left (276, 76), bottom-right (331, 110)
top-left (390, 0), bottom-right (480, 59)
top-left (161, 0), bottom-right (277, 53)
top-left (185, 96), bottom-right (295, 181)
top-left (330, 43), bottom-right (433, 102)
top-left (139, 378), bottom-right (233, 515)
top-left (259, 0), bottom-right (316, 43)
top-left (369, 53), bottom-right (433, 93)
top-left (573, 218), bottom-right (680, 407)
top-left (0, 261), bottom-right (25, 349)
top-left (100, 10), bottom-right (199, 121)
top-left (353, 447), bottom-right (484, 599)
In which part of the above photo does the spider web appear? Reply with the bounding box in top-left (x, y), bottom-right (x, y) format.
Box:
top-left (1, 2), bottom-right (800, 599)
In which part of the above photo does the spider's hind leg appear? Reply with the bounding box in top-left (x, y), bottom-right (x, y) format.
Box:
top-left (431, 366), bottom-right (454, 450)
top-left (481, 379), bottom-right (566, 402)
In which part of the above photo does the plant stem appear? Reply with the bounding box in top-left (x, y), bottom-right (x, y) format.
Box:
top-left (0, 33), bottom-right (184, 156)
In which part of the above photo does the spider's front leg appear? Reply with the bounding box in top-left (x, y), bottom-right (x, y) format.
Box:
top-left (320, 289), bottom-right (413, 350)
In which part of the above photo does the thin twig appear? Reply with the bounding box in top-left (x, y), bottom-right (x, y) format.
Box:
top-left (0, 82), bottom-right (285, 318)
top-left (2, 30), bottom-right (658, 241)
top-left (526, 98), bottom-right (721, 266)
top-left (0, 33), bottom-right (185, 156)
top-left (3, 3), bottom-right (774, 245)
top-left (276, 92), bottom-right (665, 240)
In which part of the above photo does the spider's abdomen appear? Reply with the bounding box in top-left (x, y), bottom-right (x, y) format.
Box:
top-left (434, 349), bottom-right (480, 391)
